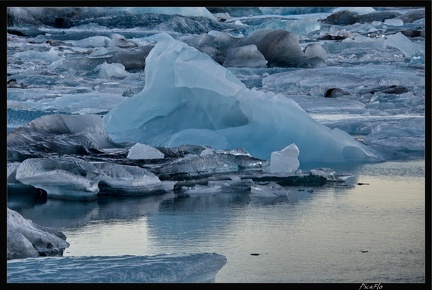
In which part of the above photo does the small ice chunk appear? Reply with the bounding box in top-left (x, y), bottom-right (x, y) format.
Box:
top-left (268, 143), bottom-right (300, 174)
top-left (183, 184), bottom-right (222, 195)
top-left (93, 62), bottom-right (129, 79)
top-left (72, 36), bottom-right (111, 48)
top-left (250, 182), bottom-right (288, 197)
top-left (7, 162), bottom-right (21, 183)
top-left (127, 143), bottom-right (165, 160)
top-left (109, 33), bottom-right (138, 48)
top-left (223, 45), bottom-right (268, 68)
top-left (303, 43), bottom-right (327, 60)
top-left (310, 168), bottom-right (336, 178)
top-left (384, 18), bottom-right (404, 26)
top-left (200, 148), bottom-right (215, 156)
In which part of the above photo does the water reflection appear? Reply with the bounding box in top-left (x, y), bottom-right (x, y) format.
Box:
top-left (7, 192), bottom-right (176, 229)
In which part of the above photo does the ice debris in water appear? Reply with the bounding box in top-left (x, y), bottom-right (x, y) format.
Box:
top-left (223, 44), bottom-right (268, 68)
top-left (127, 142), bottom-right (165, 160)
top-left (250, 182), bottom-right (288, 198)
top-left (93, 62), bottom-right (129, 79)
top-left (14, 157), bottom-right (174, 201)
top-left (266, 143), bottom-right (300, 174)
top-left (7, 114), bottom-right (125, 162)
top-left (384, 32), bottom-right (424, 59)
top-left (103, 38), bottom-right (379, 164)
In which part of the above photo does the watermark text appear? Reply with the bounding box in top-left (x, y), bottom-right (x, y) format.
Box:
top-left (359, 283), bottom-right (383, 290)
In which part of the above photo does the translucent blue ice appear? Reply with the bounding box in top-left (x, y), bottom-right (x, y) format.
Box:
top-left (103, 39), bottom-right (379, 164)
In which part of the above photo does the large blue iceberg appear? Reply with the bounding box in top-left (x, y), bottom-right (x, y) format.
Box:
top-left (103, 38), bottom-right (380, 164)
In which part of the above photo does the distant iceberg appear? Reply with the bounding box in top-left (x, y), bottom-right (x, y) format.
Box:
top-left (103, 38), bottom-right (379, 165)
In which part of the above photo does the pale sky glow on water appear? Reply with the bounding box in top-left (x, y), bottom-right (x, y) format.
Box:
top-left (56, 160), bottom-right (425, 283)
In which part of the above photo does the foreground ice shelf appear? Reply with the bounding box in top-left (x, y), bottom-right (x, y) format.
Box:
top-left (7, 253), bottom-right (227, 283)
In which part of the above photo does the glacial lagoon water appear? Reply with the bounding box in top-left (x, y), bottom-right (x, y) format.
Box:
top-left (8, 159), bottom-right (425, 283)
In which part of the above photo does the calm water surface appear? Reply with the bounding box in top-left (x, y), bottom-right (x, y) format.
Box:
top-left (8, 159), bottom-right (426, 283)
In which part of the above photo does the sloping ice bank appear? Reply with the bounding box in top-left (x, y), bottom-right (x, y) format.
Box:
top-left (103, 37), bottom-right (381, 164)
top-left (8, 253), bottom-right (227, 283)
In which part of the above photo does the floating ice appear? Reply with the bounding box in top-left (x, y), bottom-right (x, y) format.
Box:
top-left (7, 252), bottom-right (227, 283)
top-left (267, 143), bottom-right (300, 174)
top-left (250, 17), bottom-right (322, 36)
top-left (384, 18), bottom-right (404, 26)
top-left (310, 168), bottom-right (336, 179)
top-left (15, 157), bottom-right (101, 201)
top-left (71, 35), bottom-right (111, 47)
top-left (155, 154), bottom-right (239, 177)
top-left (250, 182), bottom-right (288, 198)
top-left (14, 48), bottom-right (61, 62)
top-left (258, 7), bottom-right (333, 15)
top-left (384, 32), bottom-right (424, 58)
top-left (182, 184), bottom-right (223, 196)
top-left (127, 143), bottom-right (165, 160)
top-left (118, 7), bottom-right (216, 20)
top-left (108, 33), bottom-right (138, 48)
top-left (7, 114), bottom-right (124, 161)
top-left (103, 39), bottom-right (379, 165)
top-left (262, 64), bottom-right (424, 97)
top-left (94, 162), bottom-right (175, 195)
top-left (237, 29), bottom-right (325, 67)
top-left (223, 45), bottom-right (268, 68)
top-left (93, 62), bottom-right (129, 79)
top-left (332, 7), bottom-right (376, 15)
top-left (304, 43), bottom-right (327, 60)
top-left (14, 156), bottom-right (174, 200)
top-left (7, 208), bottom-right (69, 260)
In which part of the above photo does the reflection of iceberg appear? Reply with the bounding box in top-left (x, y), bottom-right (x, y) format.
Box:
top-left (103, 39), bottom-right (379, 164)
top-left (7, 253), bottom-right (227, 283)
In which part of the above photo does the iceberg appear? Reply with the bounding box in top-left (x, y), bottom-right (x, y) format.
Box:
top-left (103, 39), bottom-right (379, 165)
